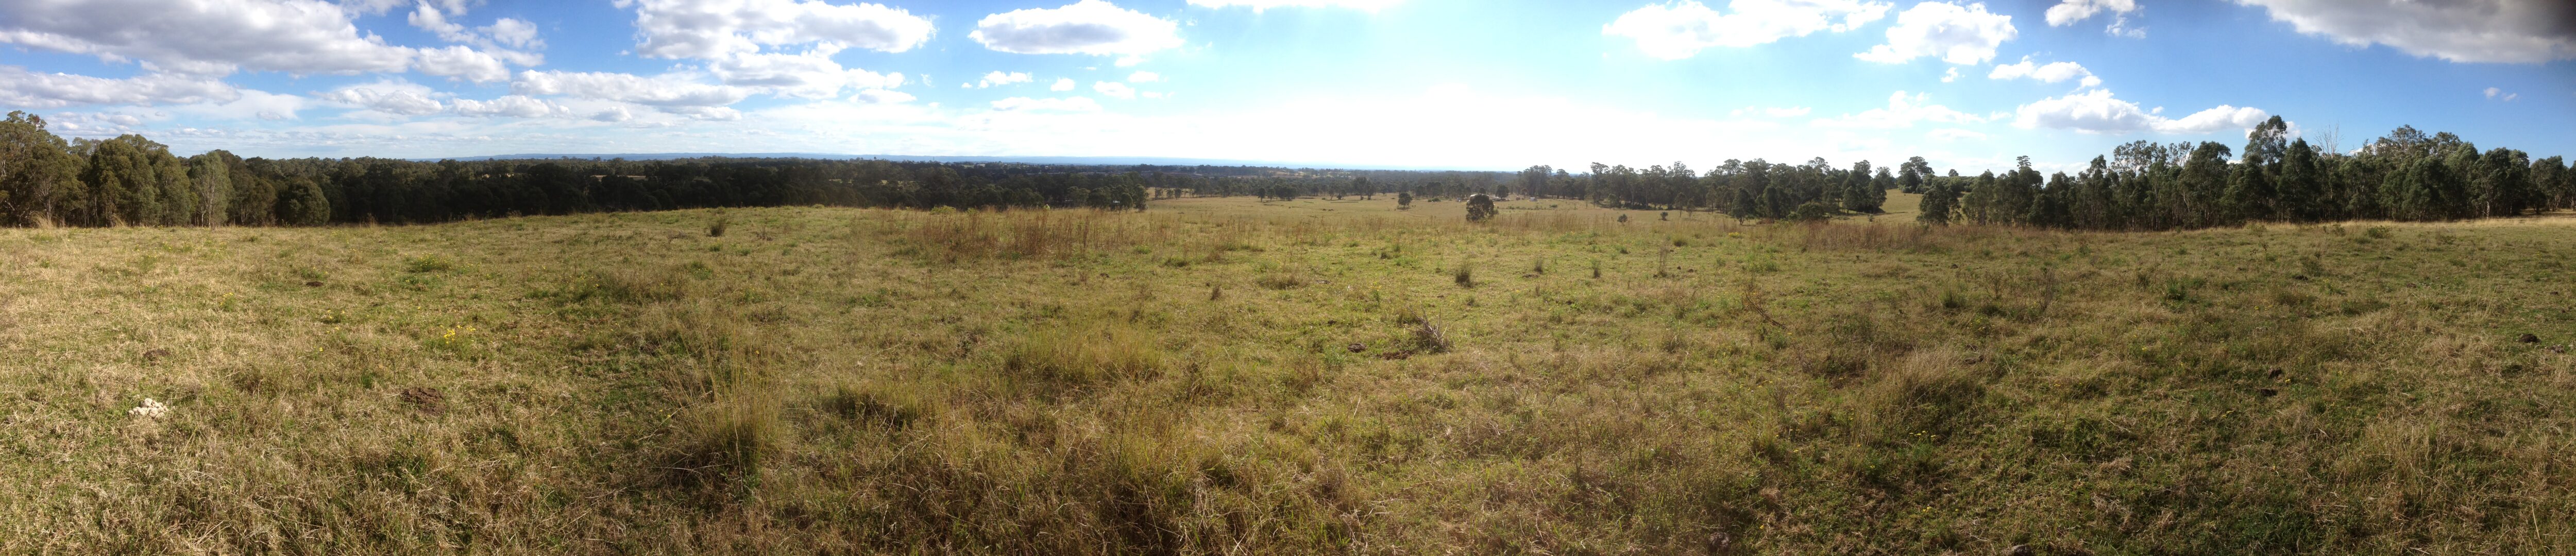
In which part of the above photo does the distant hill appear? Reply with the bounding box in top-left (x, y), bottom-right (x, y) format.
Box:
top-left (414, 153), bottom-right (1472, 170)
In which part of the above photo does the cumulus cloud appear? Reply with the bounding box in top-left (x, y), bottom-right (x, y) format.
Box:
top-left (1128, 71), bottom-right (1162, 82)
top-left (975, 71), bottom-right (1035, 88)
top-left (410, 2), bottom-right (549, 60)
top-left (1093, 81), bottom-right (1138, 99)
top-left (1051, 78), bottom-right (1078, 91)
top-left (991, 96), bottom-right (1105, 112)
top-left (511, 70), bottom-right (748, 107)
top-left (0, 0), bottom-right (418, 76)
top-left (2012, 89), bottom-right (2268, 134)
top-left (709, 50), bottom-right (905, 99)
top-left (1988, 57), bottom-right (2100, 88)
top-left (483, 18), bottom-right (543, 49)
top-left (621, 0), bottom-right (935, 59)
top-left (1854, 2), bottom-right (2015, 65)
top-left (1810, 91), bottom-right (1984, 128)
top-left (0, 65), bottom-right (241, 108)
top-left (1185, 0), bottom-right (1400, 10)
top-left (319, 81), bottom-right (446, 115)
top-left (972, 0), bottom-right (1183, 56)
top-left (413, 45), bottom-right (512, 83)
top-left (1602, 0), bottom-right (1891, 60)
top-left (451, 95), bottom-right (570, 118)
top-left (2045, 0), bottom-right (2133, 25)
top-left (2232, 0), bottom-right (2574, 63)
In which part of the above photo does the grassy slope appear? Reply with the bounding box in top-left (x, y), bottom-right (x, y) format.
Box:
top-left (1, 195), bottom-right (2572, 554)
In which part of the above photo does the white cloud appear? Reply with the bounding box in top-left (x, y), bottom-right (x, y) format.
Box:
top-left (590, 106), bottom-right (635, 122)
top-left (975, 71), bottom-right (1035, 88)
top-left (483, 18), bottom-right (543, 49)
top-left (1185, 0), bottom-right (1400, 10)
top-left (511, 70), bottom-right (748, 107)
top-left (1854, 2), bottom-right (2015, 65)
top-left (972, 0), bottom-right (1183, 56)
top-left (708, 50), bottom-right (905, 99)
top-left (2485, 87), bottom-right (2519, 101)
top-left (1602, 0), bottom-right (1891, 60)
top-left (413, 45), bottom-right (512, 83)
top-left (621, 0), bottom-right (935, 60)
top-left (852, 89), bottom-right (916, 103)
top-left (2232, 0), bottom-right (2574, 63)
top-left (2047, 0), bottom-right (2144, 37)
top-left (1928, 128), bottom-right (1986, 141)
top-left (991, 96), bottom-right (1105, 112)
top-left (2486, 86), bottom-right (2500, 98)
top-left (1093, 81), bottom-right (1137, 99)
top-left (1765, 106), bottom-right (1811, 117)
top-left (319, 81), bottom-right (446, 115)
top-left (1128, 71), bottom-right (1162, 83)
top-left (1051, 78), bottom-right (1078, 91)
top-left (0, 0), bottom-right (418, 76)
top-left (1810, 91), bottom-right (1984, 128)
top-left (2012, 89), bottom-right (2267, 134)
top-left (2045, 0), bottom-right (2132, 26)
top-left (451, 95), bottom-right (570, 118)
top-left (0, 66), bottom-right (241, 108)
top-left (1988, 57), bottom-right (2101, 88)
top-left (1941, 67), bottom-right (1959, 82)
top-left (408, 1), bottom-right (474, 43)
top-left (662, 106), bottom-right (743, 121)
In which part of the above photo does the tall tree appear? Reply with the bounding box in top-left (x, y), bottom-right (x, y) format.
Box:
top-left (0, 111), bottom-right (85, 225)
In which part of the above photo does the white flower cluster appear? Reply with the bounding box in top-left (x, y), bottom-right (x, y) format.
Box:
top-left (129, 398), bottom-right (169, 419)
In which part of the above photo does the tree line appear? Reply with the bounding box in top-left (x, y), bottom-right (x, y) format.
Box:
top-left (1502, 117), bottom-right (2570, 230)
top-left (5, 110), bottom-right (2563, 230)
top-left (0, 111), bottom-right (1178, 226)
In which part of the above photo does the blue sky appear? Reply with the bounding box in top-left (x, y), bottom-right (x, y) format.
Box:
top-left (1, 0), bottom-right (2569, 172)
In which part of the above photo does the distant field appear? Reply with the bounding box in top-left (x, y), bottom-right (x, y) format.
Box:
top-left (2, 195), bottom-right (2572, 553)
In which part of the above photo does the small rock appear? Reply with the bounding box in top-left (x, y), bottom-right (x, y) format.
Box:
top-left (2520, 333), bottom-right (2541, 344)
top-left (400, 387), bottom-right (447, 414)
top-left (142, 349), bottom-right (170, 362)
top-left (128, 398), bottom-right (169, 419)
top-left (2008, 545), bottom-right (2034, 556)
top-left (1346, 343), bottom-right (1366, 353)
top-left (305, 281), bottom-right (324, 287)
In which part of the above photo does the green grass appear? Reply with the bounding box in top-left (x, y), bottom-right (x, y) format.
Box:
top-left (1, 195), bottom-right (2572, 553)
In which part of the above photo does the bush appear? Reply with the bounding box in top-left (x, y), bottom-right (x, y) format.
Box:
top-left (1464, 194), bottom-right (1497, 222)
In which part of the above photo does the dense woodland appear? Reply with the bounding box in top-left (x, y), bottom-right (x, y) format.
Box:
top-left (1, 111), bottom-right (2566, 230)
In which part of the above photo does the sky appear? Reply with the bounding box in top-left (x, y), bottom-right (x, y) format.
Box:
top-left (0, 0), bottom-right (2570, 172)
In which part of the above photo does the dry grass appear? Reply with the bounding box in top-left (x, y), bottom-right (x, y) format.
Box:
top-left (1, 196), bottom-right (2573, 554)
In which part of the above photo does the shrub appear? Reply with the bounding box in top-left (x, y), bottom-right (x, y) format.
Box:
top-left (1464, 194), bottom-right (1497, 222)
top-left (1453, 263), bottom-right (1474, 287)
top-left (707, 217), bottom-right (729, 237)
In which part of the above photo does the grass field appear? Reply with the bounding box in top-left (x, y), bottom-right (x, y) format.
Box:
top-left (2, 194), bottom-right (2572, 554)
